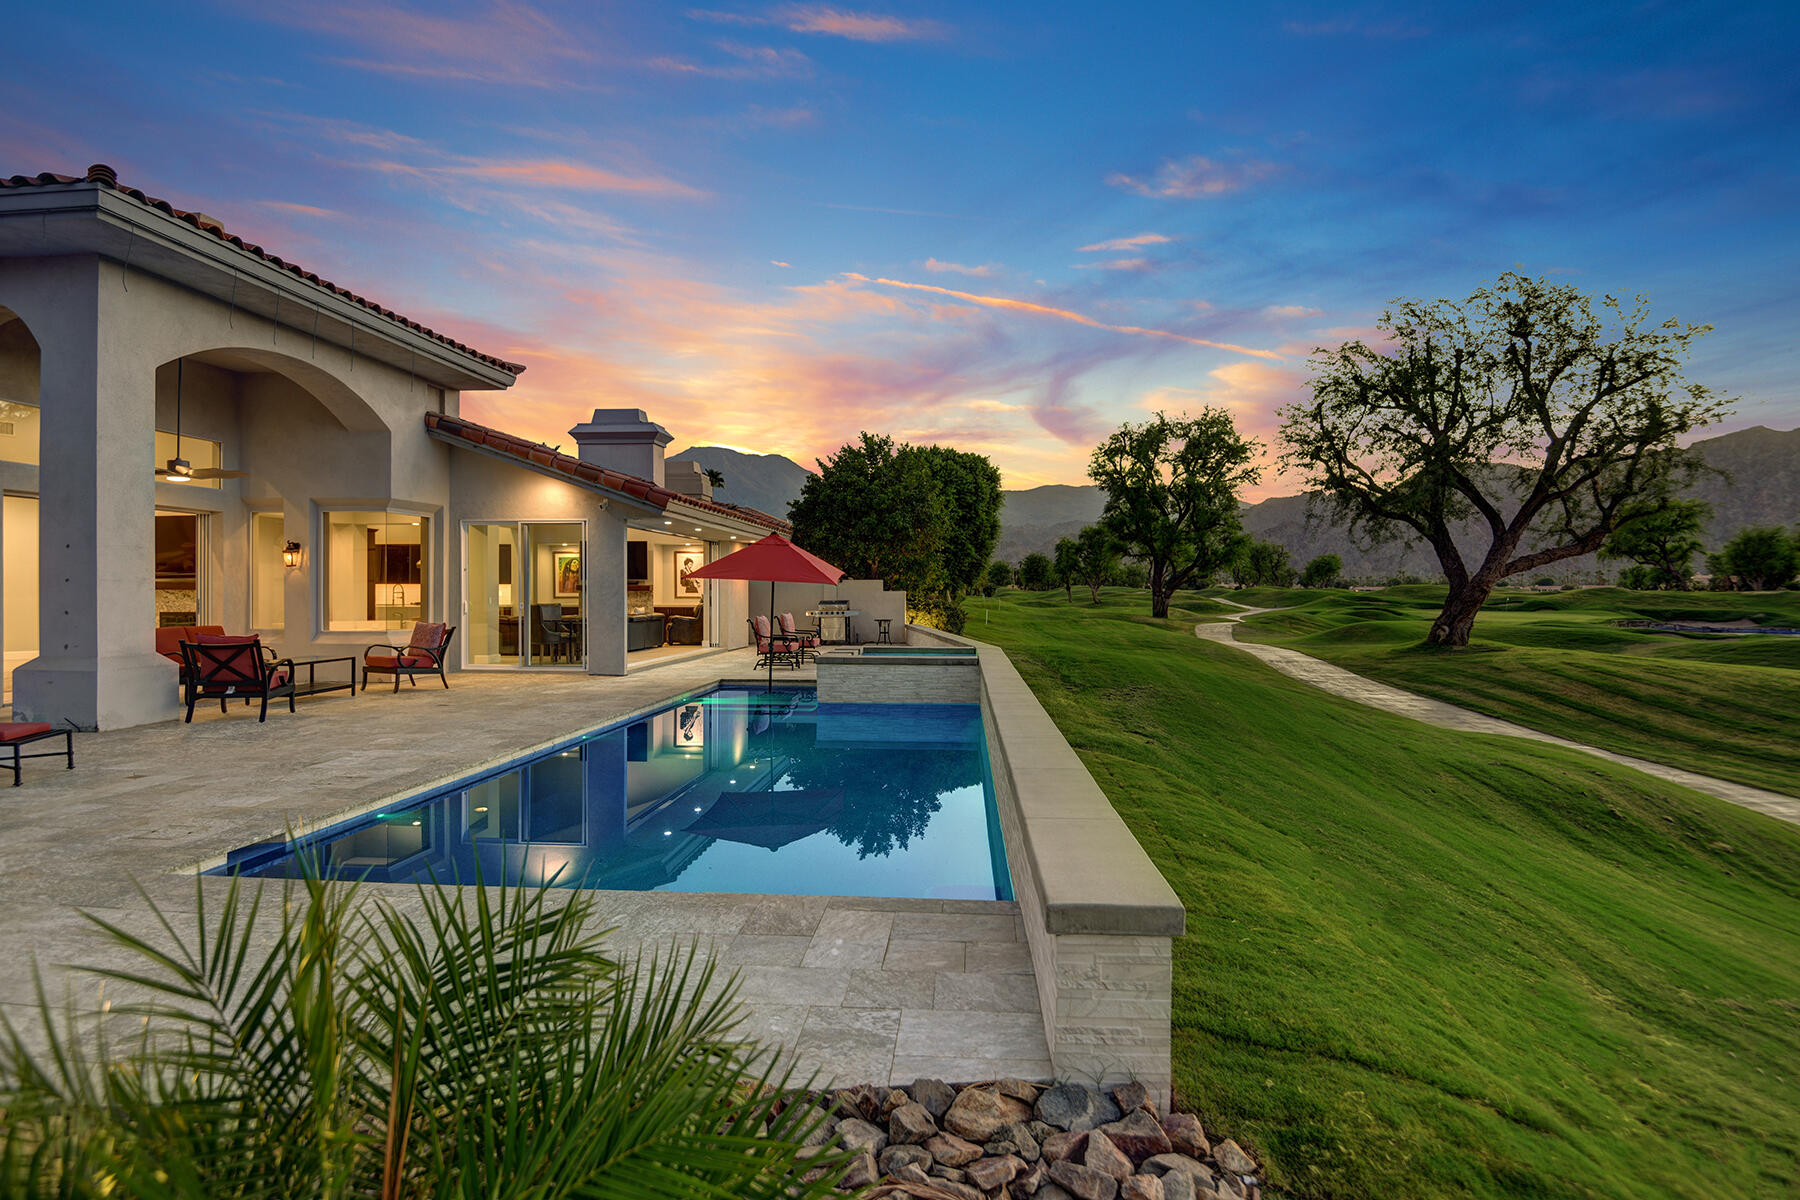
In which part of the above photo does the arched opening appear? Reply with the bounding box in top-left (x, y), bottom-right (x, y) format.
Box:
top-left (0, 306), bottom-right (40, 704)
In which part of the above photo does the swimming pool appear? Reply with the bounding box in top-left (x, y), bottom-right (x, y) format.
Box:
top-left (210, 686), bottom-right (1013, 901)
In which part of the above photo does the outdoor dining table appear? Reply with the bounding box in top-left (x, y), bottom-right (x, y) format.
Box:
top-left (806, 608), bottom-right (860, 644)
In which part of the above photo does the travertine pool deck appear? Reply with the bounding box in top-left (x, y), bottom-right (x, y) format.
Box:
top-left (0, 651), bottom-right (1050, 1084)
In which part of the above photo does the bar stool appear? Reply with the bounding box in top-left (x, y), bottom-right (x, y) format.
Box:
top-left (875, 618), bottom-right (893, 644)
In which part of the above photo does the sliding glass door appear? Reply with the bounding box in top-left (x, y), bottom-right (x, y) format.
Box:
top-left (462, 521), bottom-right (584, 669)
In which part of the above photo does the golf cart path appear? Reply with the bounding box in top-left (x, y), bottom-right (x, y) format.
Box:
top-left (1197, 600), bottom-right (1800, 828)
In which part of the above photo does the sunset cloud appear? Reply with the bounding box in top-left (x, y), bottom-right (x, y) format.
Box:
top-left (441, 159), bottom-right (709, 198)
top-left (689, 5), bottom-right (947, 42)
top-left (1263, 304), bottom-right (1322, 318)
top-left (1073, 257), bottom-right (1153, 272)
top-left (1078, 233), bottom-right (1174, 252)
top-left (923, 258), bottom-right (998, 277)
top-left (648, 41), bottom-right (814, 79)
top-left (1107, 155), bottom-right (1279, 198)
top-left (850, 275), bottom-right (1284, 360)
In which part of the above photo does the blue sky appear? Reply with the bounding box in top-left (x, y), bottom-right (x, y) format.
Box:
top-left (9, 1), bottom-right (1797, 494)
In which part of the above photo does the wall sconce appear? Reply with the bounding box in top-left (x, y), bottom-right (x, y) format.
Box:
top-left (282, 540), bottom-right (303, 568)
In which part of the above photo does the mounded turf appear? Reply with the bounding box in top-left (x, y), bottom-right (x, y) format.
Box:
top-left (976, 590), bottom-right (1800, 1200)
top-left (1231, 587), bottom-right (1800, 796)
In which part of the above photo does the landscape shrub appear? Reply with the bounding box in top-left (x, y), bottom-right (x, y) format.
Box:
top-left (907, 596), bottom-right (967, 634)
top-left (0, 872), bottom-right (852, 1198)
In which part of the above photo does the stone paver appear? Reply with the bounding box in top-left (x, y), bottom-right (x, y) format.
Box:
top-left (1196, 609), bottom-right (1800, 827)
top-left (0, 651), bottom-right (1051, 1085)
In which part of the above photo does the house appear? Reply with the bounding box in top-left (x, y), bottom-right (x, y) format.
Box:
top-left (0, 164), bottom-right (784, 730)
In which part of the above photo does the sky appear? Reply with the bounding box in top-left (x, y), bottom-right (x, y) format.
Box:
top-left (8, 1), bottom-right (1798, 498)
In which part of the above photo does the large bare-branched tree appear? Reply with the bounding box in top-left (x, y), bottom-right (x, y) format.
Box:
top-left (1278, 274), bottom-right (1730, 646)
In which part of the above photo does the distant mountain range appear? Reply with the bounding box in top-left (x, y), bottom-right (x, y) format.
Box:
top-left (667, 446), bottom-right (816, 520)
top-left (678, 426), bottom-right (1800, 581)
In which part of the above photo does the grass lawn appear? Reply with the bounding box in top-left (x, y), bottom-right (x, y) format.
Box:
top-left (976, 589), bottom-right (1800, 1200)
top-left (1231, 587), bottom-right (1800, 797)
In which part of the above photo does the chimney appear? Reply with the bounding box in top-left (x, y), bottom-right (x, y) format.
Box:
top-left (664, 459), bottom-right (714, 502)
top-left (568, 409), bottom-right (674, 486)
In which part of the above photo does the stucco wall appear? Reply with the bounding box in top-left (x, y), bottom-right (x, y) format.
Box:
top-left (0, 253), bottom-right (497, 728)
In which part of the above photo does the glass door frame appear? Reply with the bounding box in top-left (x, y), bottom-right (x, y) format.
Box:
top-left (460, 518), bottom-right (587, 671)
top-left (154, 505), bottom-right (212, 627)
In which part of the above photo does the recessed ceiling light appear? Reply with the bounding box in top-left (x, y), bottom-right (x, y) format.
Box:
top-left (663, 520), bottom-right (672, 525)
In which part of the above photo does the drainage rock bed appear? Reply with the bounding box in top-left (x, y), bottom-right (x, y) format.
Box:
top-left (801, 1078), bottom-right (1263, 1200)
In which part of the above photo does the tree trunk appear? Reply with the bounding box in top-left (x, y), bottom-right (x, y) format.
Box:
top-left (1425, 577), bottom-right (1497, 647)
top-left (1149, 561), bottom-right (1171, 618)
top-left (1089, 583), bottom-right (1102, 604)
top-left (1064, 582), bottom-right (1073, 602)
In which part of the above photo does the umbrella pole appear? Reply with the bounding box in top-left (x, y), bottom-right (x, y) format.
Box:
top-left (768, 579), bottom-right (776, 692)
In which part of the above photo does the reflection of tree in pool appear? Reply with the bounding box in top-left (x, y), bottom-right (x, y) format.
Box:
top-left (782, 748), bottom-right (980, 859)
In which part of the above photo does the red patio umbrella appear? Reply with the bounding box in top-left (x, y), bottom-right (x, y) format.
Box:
top-left (685, 532), bottom-right (845, 689)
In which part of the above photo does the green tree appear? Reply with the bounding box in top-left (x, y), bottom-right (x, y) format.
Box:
top-left (703, 467), bottom-right (726, 492)
top-left (1089, 409), bottom-right (1262, 618)
top-left (1053, 536), bottom-right (1081, 601)
top-left (1232, 539), bottom-right (1294, 587)
top-left (788, 434), bottom-right (1000, 603)
top-left (1301, 553), bottom-right (1343, 589)
top-left (1109, 560), bottom-right (1149, 589)
top-left (985, 560), bottom-right (1014, 590)
top-left (0, 874), bottom-right (851, 1198)
top-left (1018, 552), bottom-right (1055, 590)
top-left (1279, 273), bottom-right (1729, 647)
top-left (1070, 524), bottom-right (1122, 603)
top-left (1716, 525), bottom-right (1800, 590)
top-left (1598, 497), bottom-right (1709, 589)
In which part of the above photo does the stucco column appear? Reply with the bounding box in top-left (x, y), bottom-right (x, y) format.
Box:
top-left (12, 259), bottom-right (178, 729)
top-left (586, 508), bottom-right (626, 676)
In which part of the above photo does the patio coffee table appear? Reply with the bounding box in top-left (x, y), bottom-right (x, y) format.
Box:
top-left (289, 655), bottom-right (358, 700)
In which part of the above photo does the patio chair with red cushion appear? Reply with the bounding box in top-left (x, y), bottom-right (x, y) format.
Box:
top-left (778, 612), bottom-right (822, 662)
top-left (0, 722), bottom-right (74, 786)
top-left (178, 635), bottom-right (296, 723)
top-left (363, 622), bottom-right (456, 693)
top-left (748, 615), bottom-right (801, 671)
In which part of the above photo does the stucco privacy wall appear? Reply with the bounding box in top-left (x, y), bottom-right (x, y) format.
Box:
top-left (765, 579), bottom-right (906, 645)
top-left (910, 623), bottom-right (1184, 1101)
top-left (0, 254), bottom-right (478, 728)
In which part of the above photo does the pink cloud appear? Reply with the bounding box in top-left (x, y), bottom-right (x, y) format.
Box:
top-left (648, 41), bottom-right (814, 79)
top-left (923, 258), bottom-right (998, 277)
top-left (690, 5), bottom-right (947, 42)
top-left (441, 159), bottom-right (708, 199)
top-left (852, 275), bottom-right (1284, 360)
top-left (1073, 257), bottom-right (1153, 272)
top-left (1107, 155), bottom-right (1279, 198)
top-left (1262, 304), bottom-right (1322, 318)
top-left (1078, 233), bottom-right (1174, 252)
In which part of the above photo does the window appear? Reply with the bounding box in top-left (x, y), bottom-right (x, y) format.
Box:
top-left (0, 401), bottom-right (39, 465)
top-left (323, 510), bottom-right (429, 632)
top-left (154, 428), bottom-right (223, 489)
top-left (250, 512), bottom-right (286, 630)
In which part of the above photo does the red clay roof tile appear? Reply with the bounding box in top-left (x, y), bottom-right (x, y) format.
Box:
top-left (423, 412), bottom-right (790, 532)
top-left (1, 164), bottom-right (525, 376)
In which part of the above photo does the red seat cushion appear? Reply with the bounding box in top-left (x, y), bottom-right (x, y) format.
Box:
top-left (365, 654), bottom-right (435, 671)
top-left (0, 722), bottom-right (54, 742)
top-left (156, 625), bottom-right (225, 660)
top-left (409, 621), bottom-right (448, 651)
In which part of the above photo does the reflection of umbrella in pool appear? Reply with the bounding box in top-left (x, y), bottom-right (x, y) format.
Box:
top-left (687, 788), bottom-right (845, 851)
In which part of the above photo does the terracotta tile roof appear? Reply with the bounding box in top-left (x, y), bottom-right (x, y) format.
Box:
top-left (1, 164), bottom-right (524, 376)
top-left (425, 411), bottom-right (791, 532)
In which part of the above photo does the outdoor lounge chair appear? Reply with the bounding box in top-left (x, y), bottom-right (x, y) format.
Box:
top-left (778, 612), bottom-right (822, 662)
top-left (0, 722), bottom-right (74, 786)
top-left (749, 615), bottom-right (802, 671)
top-left (363, 622), bottom-right (455, 693)
top-left (178, 635), bottom-right (296, 723)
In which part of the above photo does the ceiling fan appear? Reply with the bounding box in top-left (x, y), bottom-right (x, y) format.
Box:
top-left (157, 358), bottom-right (249, 482)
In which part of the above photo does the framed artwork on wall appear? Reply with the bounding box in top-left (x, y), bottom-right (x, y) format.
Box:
top-left (553, 551), bottom-right (582, 598)
top-left (675, 551), bottom-right (704, 598)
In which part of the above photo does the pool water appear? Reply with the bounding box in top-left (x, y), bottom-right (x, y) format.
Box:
top-left (211, 687), bottom-right (1013, 901)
